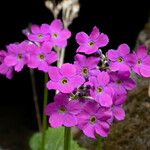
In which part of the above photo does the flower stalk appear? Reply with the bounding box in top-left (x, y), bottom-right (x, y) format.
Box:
top-left (30, 69), bottom-right (42, 132)
top-left (64, 127), bottom-right (71, 150)
top-left (41, 73), bottom-right (49, 150)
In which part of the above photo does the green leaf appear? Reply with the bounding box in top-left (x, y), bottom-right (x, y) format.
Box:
top-left (29, 127), bottom-right (86, 150)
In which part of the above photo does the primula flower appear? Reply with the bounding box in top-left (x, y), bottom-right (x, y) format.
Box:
top-left (111, 94), bottom-right (127, 121)
top-left (28, 24), bottom-right (50, 42)
top-left (49, 19), bottom-right (71, 48)
top-left (4, 41), bottom-right (29, 72)
top-left (0, 50), bottom-right (14, 79)
top-left (76, 26), bottom-right (109, 54)
top-left (45, 93), bottom-right (81, 128)
top-left (74, 54), bottom-right (100, 78)
top-left (88, 71), bottom-right (113, 107)
top-left (77, 102), bottom-right (112, 138)
top-left (109, 71), bottom-right (136, 94)
top-left (131, 45), bottom-right (150, 77)
top-left (107, 44), bottom-right (132, 72)
top-left (27, 42), bottom-right (58, 72)
top-left (47, 63), bottom-right (85, 93)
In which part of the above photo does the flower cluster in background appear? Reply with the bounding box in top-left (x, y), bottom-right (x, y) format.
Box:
top-left (1, 19), bottom-right (150, 139)
top-left (0, 19), bottom-right (71, 77)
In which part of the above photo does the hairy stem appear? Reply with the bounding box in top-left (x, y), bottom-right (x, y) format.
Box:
top-left (41, 73), bottom-right (49, 150)
top-left (30, 69), bottom-right (42, 132)
top-left (96, 137), bottom-right (104, 150)
top-left (64, 127), bottom-right (71, 150)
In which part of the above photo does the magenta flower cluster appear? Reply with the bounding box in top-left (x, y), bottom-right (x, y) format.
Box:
top-left (0, 19), bottom-right (71, 76)
top-left (1, 19), bottom-right (150, 139)
top-left (45, 26), bottom-right (150, 139)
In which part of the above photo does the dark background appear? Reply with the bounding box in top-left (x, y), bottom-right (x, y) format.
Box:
top-left (0, 0), bottom-right (149, 146)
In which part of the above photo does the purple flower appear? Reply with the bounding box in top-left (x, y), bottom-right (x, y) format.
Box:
top-left (88, 71), bottom-right (113, 107)
top-left (74, 54), bottom-right (100, 78)
top-left (131, 45), bottom-right (150, 77)
top-left (28, 24), bottom-right (50, 42)
top-left (111, 94), bottom-right (127, 121)
top-left (45, 93), bottom-right (81, 128)
top-left (76, 26), bottom-right (109, 54)
top-left (47, 63), bottom-right (85, 93)
top-left (49, 19), bottom-right (71, 48)
top-left (107, 44), bottom-right (132, 72)
top-left (0, 50), bottom-right (14, 79)
top-left (109, 71), bottom-right (136, 94)
top-left (4, 41), bottom-right (29, 72)
top-left (77, 102), bottom-right (112, 138)
top-left (27, 42), bottom-right (58, 72)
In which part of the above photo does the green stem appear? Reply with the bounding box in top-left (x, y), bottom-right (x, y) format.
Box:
top-left (30, 69), bottom-right (42, 132)
top-left (96, 137), bottom-right (103, 150)
top-left (41, 73), bottom-right (49, 150)
top-left (64, 127), bottom-right (71, 150)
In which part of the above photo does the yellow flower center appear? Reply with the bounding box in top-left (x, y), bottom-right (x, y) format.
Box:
top-left (38, 34), bottom-right (43, 38)
top-left (39, 54), bottom-right (45, 60)
top-left (118, 57), bottom-right (123, 62)
top-left (61, 78), bottom-right (68, 84)
top-left (88, 41), bottom-right (95, 46)
top-left (82, 67), bottom-right (89, 75)
top-left (18, 54), bottom-right (23, 60)
top-left (116, 80), bottom-right (122, 84)
top-left (59, 106), bottom-right (67, 113)
top-left (90, 116), bottom-right (97, 124)
top-left (53, 33), bottom-right (58, 38)
top-left (137, 59), bottom-right (142, 65)
top-left (97, 87), bottom-right (103, 93)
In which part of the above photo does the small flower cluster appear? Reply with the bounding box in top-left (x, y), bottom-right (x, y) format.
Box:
top-left (0, 19), bottom-right (71, 77)
top-left (1, 19), bottom-right (150, 139)
top-left (45, 26), bottom-right (150, 139)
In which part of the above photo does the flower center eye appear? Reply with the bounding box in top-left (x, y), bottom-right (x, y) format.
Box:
top-left (39, 54), bottom-right (45, 60)
top-left (38, 34), bottom-right (43, 38)
top-left (18, 54), bottom-right (23, 59)
top-left (61, 78), bottom-right (68, 84)
top-left (88, 41), bottom-right (95, 46)
top-left (118, 57), bottom-right (123, 62)
top-left (82, 67), bottom-right (89, 75)
top-left (53, 33), bottom-right (58, 38)
top-left (59, 106), bottom-right (67, 113)
top-left (90, 116), bottom-right (97, 124)
top-left (117, 80), bottom-right (122, 84)
top-left (137, 59), bottom-right (142, 65)
top-left (97, 87), bottom-right (103, 93)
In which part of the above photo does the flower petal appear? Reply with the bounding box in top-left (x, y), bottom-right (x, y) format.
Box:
top-left (136, 45), bottom-right (148, 58)
top-left (60, 63), bottom-right (76, 77)
top-left (76, 32), bottom-right (89, 45)
top-left (63, 114), bottom-right (77, 127)
top-left (31, 25), bottom-right (40, 34)
top-left (95, 122), bottom-right (109, 137)
top-left (49, 113), bottom-right (63, 128)
top-left (4, 55), bottom-right (17, 66)
top-left (50, 19), bottom-right (63, 31)
top-left (90, 26), bottom-right (100, 40)
top-left (140, 65), bottom-right (150, 77)
top-left (96, 33), bottom-right (109, 47)
top-left (48, 67), bottom-right (61, 81)
top-left (118, 44), bottom-right (130, 56)
top-left (113, 106), bottom-right (125, 121)
top-left (107, 49), bottom-right (119, 61)
top-left (83, 124), bottom-right (95, 139)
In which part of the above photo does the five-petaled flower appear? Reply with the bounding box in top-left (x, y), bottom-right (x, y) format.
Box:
top-left (47, 63), bottom-right (85, 93)
top-left (131, 45), bottom-right (150, 77)
top-left (77, 102), bottom-right (112, 138)
top-left (45, 93), bottom-right (82, 128)
top-left (76, 26), bottom-right (109, 54)
top-left (107, 44), bottom-right (132, 72)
